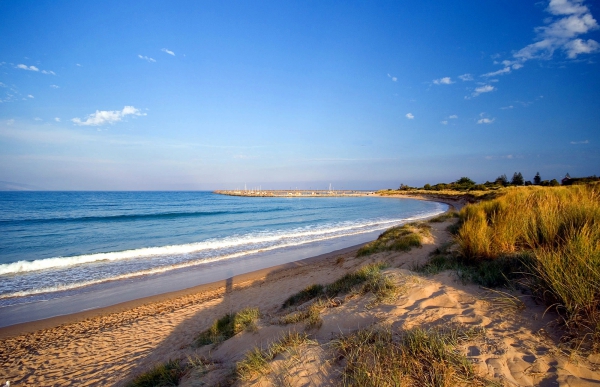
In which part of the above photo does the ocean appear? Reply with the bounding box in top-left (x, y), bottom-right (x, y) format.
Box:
top-left (0, 191), bottom-right (446, 324)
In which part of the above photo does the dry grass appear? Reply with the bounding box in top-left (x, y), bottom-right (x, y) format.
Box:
top-left (429, 210), bottom-right (459, 223)
top-left (455, 184), bottom-right (600, 352)
top-left (333, 324), bottom-right (496, 387)
top-left (236, 331), bottom-right (316, 381)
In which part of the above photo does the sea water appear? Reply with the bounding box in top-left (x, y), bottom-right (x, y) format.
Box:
top-left (0, 191), bottom-right (446, 321)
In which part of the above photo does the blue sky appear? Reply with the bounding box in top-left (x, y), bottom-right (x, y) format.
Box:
top-left (0, 0), bottom-right (598, 190)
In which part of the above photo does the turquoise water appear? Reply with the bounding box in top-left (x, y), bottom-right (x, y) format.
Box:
top-left (0, 191), bottom-right (445, 309)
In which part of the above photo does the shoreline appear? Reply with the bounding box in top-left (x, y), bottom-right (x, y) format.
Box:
top-left (6, 195), bottom-right (589, 386)
top-left (0, 195), bottom-right (458, 335)
top-left (1, 212), bottom-right (463, 386)
top-left (0, 243), bottom-right (365, 339)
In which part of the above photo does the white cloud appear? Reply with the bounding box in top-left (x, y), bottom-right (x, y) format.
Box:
top-left (449, 114), bottom-right (458, 119)
top-left (406, 113), bottom-right (414, 119)
top-left (50, 84), bottom-right (59, 89)
top-left (16, 64), bottom-right (39, 71)
top-left (433, 77), bottom-right (453, 85)
top-left (6, 119), bottom-right (15, 125)
top-left (512, 63), bottom-right (524, 70)
top-left (564, 38), bottom-right (600, 57)
top-left (15, 63), bottom-right (56, 74)
top-left (513, 0), bottom-right (599, 61)
top-left (0, 82), bottom-right (5, 87)
top-left (501, 105), bottom-right (514, 109)
top-left (76, 63), bottom-right (82, 67)
top-left (34, 117), bottom-right (42, 121)
top-left (482, 67), bottom-right (511, 77)
top-left (458, 73), bottom-right (473, 81)
top-left (387, 73), bottom-right (398, 82)
top-left (161, 48), bottom-right (175, 56)
top-left (72, 106), bottom-right (146, 126)
top-left (471, 85), bottom-right (496, 97)
top-left (548, 0), bottom-right (589, 16)
top-left (441, 120), bottom-right (448, 125)
top-left (27, 94), bottom-right (34, 98)
top-left (570, 139), bottom-right (589, 144)
top-left (138, 55), bottom-right (156, 63)
top-left (54, 117), bottom-right (61, 122)
top-left (477, 118), bottom-right (495, 124)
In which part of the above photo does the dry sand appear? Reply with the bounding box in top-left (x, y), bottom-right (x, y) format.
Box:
top-left (1, 203), bottom-right (599, 386)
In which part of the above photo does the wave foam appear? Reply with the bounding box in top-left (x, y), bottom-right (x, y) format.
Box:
top-left (0, 209), bottom-right (445, 279)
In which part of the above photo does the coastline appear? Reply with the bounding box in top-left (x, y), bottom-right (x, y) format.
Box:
top-left (0, 243), bottom-right (365, 339)
top-left (0, 195), bottom-right (455, 332)
top-left (0, 208), bottom-right (459, 386)
top-left (2, 194), bottom-right (594, 386)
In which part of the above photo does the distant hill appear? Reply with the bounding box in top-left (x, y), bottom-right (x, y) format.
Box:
top-left (0, 181), bottom-right (44, 191)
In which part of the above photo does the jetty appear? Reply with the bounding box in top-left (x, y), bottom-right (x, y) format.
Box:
top-left (214, 189), bottom-right (376, 197)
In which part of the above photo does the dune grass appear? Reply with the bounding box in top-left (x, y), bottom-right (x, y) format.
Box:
top-left (194, 307), bottom-right (260, 347)
top-left (455, 184), bottom-right (600, 351)
top-left (334, 325), bottom-right (495, 387)
top-left (281, 284), bottom-right (324, 309)
top-left (280, 263), bottom-right (390, 310)
top-left (126, 359), bottom-right (187, 387)
top-left (415, 244), bottom-right (528, 288)
top-left (279, 299), bottom-right (327, 328)
top-left (428, 210), bottom-right (459, 223)
top-left (357, 223), bottom-right (429, 257)
top-left (236, 331), bottom-right (316, 381)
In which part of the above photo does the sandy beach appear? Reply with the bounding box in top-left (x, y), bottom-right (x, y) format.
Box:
top-left (1, 198), bottom-right (599, 386)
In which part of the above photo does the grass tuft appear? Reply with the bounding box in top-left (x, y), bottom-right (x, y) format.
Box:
top-left (279, 299), bottom-right (326, 328)
top-left (194, 307), bottom-right (260, 347)
top-left (126, 359), bottom-right (186, 387)
top-left (357, 224), bottom-right (425, 257)
top-left (281, 284), bottom-right (324, 309)
top-left (333, 325), bottom-right (494, 387)
top-left (236, 331), bottom-right (316, 381)
top-left (324, 262), bottom-right (387, 297)
top-left (280, 263), bottom-right (390, 310)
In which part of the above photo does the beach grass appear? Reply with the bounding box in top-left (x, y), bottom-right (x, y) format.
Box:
top-left (357, 223), bottom-right (428, 257)
top-left (415, 245), bottom-right (527, 288)
top-left (281, 284), bottom-right (324, 309)
top-left (194, 307), bottom-right (260, 347)
top-left (428, 210), bottom-right (459, 223)
top-left (280, 265), bottom-right (399, 326)
top-left (279, 299), bottom-right (326, 328)
top-left (455, 184), bottom-right (600, 351)
top-left (236, 331), bottom-right (316, 381)
top-left (333, 324), bottom-right (495, 387)
top-left (280, 263), bottom-right (389, 310)
top-left (126, 359), bottom-right (187, 387)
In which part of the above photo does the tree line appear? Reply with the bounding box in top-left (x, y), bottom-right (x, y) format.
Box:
top-left (398, 172), bottom-right (598, 192)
